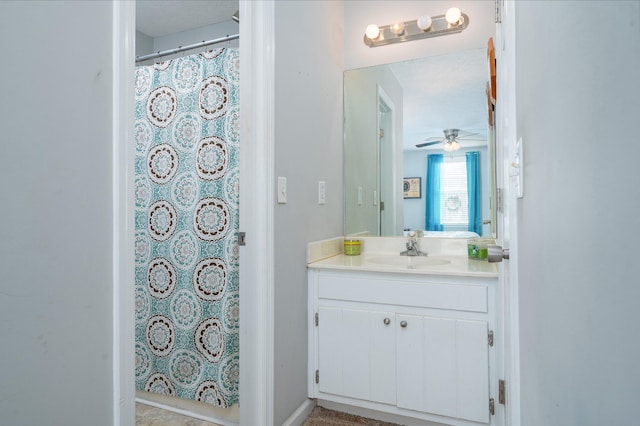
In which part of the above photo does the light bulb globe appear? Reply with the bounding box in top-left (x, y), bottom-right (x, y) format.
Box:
top-left (445, 7), bottom-right (462, 25)
top-left (390, 20), bottom-right (405, 35)
top-left (365, 24), bottom-right (380, 40)
top-left (417, 15), bottom-right (432, 31)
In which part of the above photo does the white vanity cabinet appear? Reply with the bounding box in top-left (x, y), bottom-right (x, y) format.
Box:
top-left (308, 267), bottom-right (499, 426)
top-left (395, 314), bottom-right (489, 422)
top-left (317, 306), bottom-right (397, 404)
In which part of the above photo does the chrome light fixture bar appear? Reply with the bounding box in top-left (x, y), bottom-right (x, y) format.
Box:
top-left (363, 8), bottom-right (469, 48)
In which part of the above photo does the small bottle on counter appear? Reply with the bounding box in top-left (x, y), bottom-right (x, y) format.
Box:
top-left (468, 238), bottom-right (494, 260)
top-left (343, 238), bottom-right (362, 256)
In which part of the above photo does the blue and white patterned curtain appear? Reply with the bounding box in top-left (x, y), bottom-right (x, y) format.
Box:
top-left (133, 49), bottom-right (239, 407)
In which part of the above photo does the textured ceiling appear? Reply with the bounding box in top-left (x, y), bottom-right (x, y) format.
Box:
top-left (388, 48), bottom-right (489, 150)
top-left (136, 0), bottom-right (239, 38)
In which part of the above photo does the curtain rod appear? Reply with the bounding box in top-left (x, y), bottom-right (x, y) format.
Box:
top-left (135, 33), bottom-right (239, 64)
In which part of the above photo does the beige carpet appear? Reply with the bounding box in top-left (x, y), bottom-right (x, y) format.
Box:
top-left (136, 403), bottom-right (221, 426)
top-left (302, 407), bottom-right (401, 426)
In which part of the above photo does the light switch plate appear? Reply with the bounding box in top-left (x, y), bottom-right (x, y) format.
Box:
top-left (277, 176), bottom-right (287, 203)
top-left (318, 181), bottom-right (326, 204)
top-left (510, 138), bottom-right (524, 198)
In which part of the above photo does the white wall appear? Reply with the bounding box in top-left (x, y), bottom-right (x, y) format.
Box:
top-left (344, 67), bottom-right (403, 236)
top-left (515, 1), bottom-right (640, 425)
top-left (344, 0), bottom-right (495, 70)
top-left (273, 1), bottom-right (344, 424)
top-left (136, 30), bottom-right (154, 56)
top-left (403, 150), bottom-right (427, 231)
top-left (0, 1), bottom-right (119, 425)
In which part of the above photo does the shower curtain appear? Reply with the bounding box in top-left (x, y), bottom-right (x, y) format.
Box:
top-left (134, 48), bottom-right (239, 407)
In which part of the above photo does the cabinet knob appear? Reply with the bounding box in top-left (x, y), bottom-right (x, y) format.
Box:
top-left (400, 320), bottom-right (408, 328)
top-left (383, 317), bottom-right (390, 325)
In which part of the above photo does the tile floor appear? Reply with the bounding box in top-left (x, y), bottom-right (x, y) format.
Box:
top-left (136, 403), bottom-right (221, 426)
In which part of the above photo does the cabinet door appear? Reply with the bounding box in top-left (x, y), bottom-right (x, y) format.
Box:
top-left (317, 307), bottom-right (396, 404)
top-left (396, 315), bottom-right (489, 423)
top-left (395, 314), bottom-right (428, 412)
top-left (456, 319), bottom-right (490, 423)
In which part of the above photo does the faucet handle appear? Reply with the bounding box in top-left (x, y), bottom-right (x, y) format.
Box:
top-left (407, 231), bottom-right (416, 238)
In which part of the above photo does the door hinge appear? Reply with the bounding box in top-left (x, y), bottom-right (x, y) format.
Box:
top-left (489, 398), bottom-right (495, 415)
top-left (237, 231), bottom-right (246, 246)
top-left (488, 330), bottom-right (494, 347)
top-left (380, 201), bottom-right (385, 212)
top-left (315, 312), bottom-right (318, 326)
top-left (315, 369), bottom-right (319, 384)
top-left (495, 0), bottom-right (503, 23)
top-left (497, 187), bottom-right (504, 213)
top-left (499, 379), bottom-right (506, 404)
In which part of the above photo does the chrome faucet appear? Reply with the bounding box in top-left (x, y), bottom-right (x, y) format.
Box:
top-left (400, 231), bottom-right (428, 256)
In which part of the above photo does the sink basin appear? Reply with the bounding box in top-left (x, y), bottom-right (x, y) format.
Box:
top-left (366, 256), bottom-right (451, 268)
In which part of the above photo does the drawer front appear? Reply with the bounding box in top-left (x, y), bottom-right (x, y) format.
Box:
top-left (317, 275), bottom-right (488, 313)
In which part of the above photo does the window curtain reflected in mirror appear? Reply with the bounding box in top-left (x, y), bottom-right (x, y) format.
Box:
top-left (425, 152), bottom-right (481, 233)
top-left (425, 154), bottom-right (444, 231)
top-left (466, 151), bottom-right (482, 235)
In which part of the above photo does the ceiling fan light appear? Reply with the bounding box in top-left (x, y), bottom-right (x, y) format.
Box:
top-left (443, 142), bottom-right (454, 152)
top-left (451, 141), bottom-right (461, 150)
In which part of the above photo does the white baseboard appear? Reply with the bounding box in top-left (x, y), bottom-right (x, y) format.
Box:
top-left (282, 398), bottom-right (316, 426)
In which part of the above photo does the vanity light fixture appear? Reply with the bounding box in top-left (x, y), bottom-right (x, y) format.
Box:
top-left (390, 20), bottom-right (406, 35)
top-left (416, 15), bottom-right (433, 31)
top-left (445, 7), bottom-right (462, 25)
top-left (363, 7), bottom-right (469, 48)
top-left (365, 24), bottom-right (380, 40)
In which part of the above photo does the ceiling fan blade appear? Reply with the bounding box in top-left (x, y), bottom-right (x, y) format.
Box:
top-left (456, 130), bottom-right (480, 138)
top-left (415, 141), bottom-right (441, 148)
top-left (421, 136), bottom-right (443, 142)
top-left (458, 137), bottom-right (487, 142)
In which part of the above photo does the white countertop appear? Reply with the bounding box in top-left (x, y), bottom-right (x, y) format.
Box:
top-left (308, 253), bottom-right (498, 278)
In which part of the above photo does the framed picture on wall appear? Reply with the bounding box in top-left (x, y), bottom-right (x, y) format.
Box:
top-left (403, 177), bottom-right (421, 199)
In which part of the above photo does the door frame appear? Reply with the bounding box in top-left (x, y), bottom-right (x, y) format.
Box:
top-left (495, 1), bottom-right (521, 424)
top-left (113, 1), bottom-right (136, 424)
top-left (113, 1), bottom-right (276, 425)
top-left (238, 0), bottom-right (276, 425)
top-left (376, 85), bottom-right (397, 236)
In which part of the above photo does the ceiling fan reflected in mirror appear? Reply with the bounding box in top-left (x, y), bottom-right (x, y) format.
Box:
top-left (415, 128), bottom-right (485, 151)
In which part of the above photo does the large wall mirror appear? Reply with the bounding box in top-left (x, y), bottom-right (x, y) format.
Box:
top-left (344, 48), bottom-right (497, 238)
